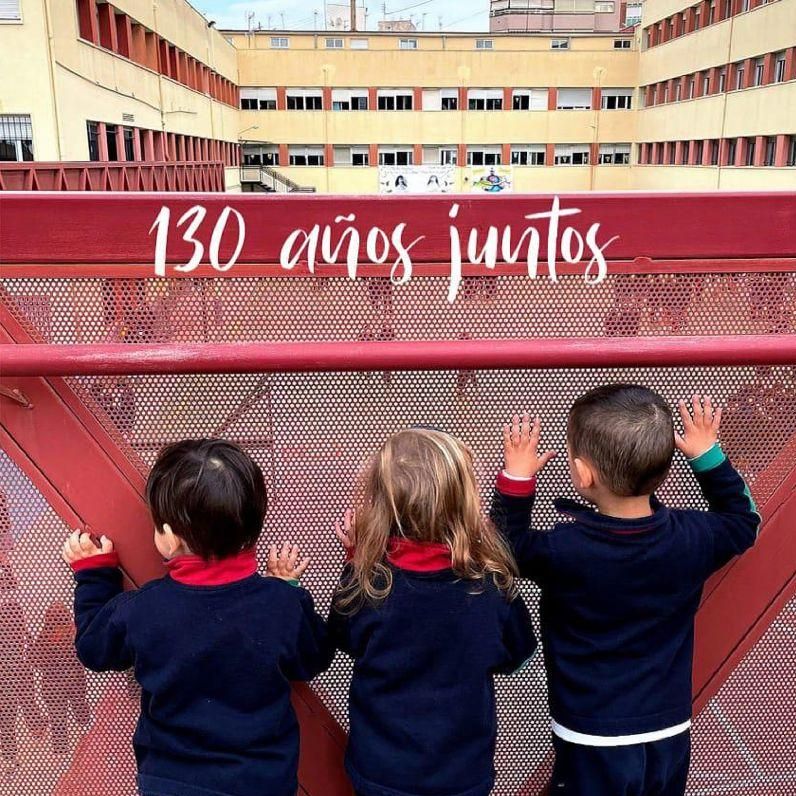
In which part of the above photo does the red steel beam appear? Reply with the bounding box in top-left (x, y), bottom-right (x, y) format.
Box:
top-left (3, 336), bottom-right (796, 376)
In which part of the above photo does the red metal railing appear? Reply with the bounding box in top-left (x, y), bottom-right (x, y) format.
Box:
top-left (0, 161), bottom-right (225, 192)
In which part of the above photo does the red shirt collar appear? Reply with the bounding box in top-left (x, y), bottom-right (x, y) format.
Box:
top-left (166, 549), bottom-right (258, 586)
top-left (386, 537), bottom-right (452, 572)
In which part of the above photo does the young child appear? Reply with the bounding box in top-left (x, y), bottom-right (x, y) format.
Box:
top-left (329, 427), bottom-right (538, 796)
top-left (61, 439), bottom-right (332, 796)
top-left (492, 387), bottom-right (760, 796)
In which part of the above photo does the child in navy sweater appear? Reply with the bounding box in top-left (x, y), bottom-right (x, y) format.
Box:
top-left (61, 439), bottom-right (333, 796)
top-left (491, 387), bottom-right (760, 796)
top-left (329, 427), bottom-right (538, 796)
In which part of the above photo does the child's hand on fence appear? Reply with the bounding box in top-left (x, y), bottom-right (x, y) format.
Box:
top-left (503, 412), bottom-right (557, 479)
top-left (62, 531), bottom-right (113, 565)
top-left (334, 509), bottom-right (355, 555)
top-left (267, 541), bottom-right (310, 582)
top-left (675, 394), bottom-right (722, 459)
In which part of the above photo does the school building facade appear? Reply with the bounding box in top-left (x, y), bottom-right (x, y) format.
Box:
top-left (0, 0), bottom-right (794, 193)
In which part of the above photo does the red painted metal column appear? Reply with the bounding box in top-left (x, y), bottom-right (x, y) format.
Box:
top-left (115, 12), bottom-right (133, 59)
top-left (773, 134), bottom-right (789, 167)
top-left (277, 87), bottom-right (287, 111)
top-left (97, 3), bottom-right (119, 52)
top-left (96, 122), bottom-right (109, 161)
top-left (503, 87), bottom-right (513, 110)
top-left (547, 88), bottom-right (557, 110)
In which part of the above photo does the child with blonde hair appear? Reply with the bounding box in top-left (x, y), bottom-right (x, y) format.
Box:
top-left (330, 427), bottom-right (537, 796)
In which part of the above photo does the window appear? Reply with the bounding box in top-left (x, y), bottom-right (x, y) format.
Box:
top-left (378, 146), bottom-right (413, 165)
top-left (718, 69), bottom-right (727, 93)
top-left (123, 127), bottom-right (135, 160)
top-left (423, 145), bottom-right (458, 165)
top-left (613, 39), bottom-right (631, 49)
top-left (774, 52), bottom-right (787, 83)
top-left (741, 0), bottom-right (750, 10)
top-left (476, 39), bottom-right (494, 50)
top-left (270, 37), bottom-right (289, 49)
top-left (511, 145), bottom-right (545, 166)
top-left (688, 76), bottom-right (695, 99)
top-left (668, 143), bottom-right (676, 165)
top-left (601, 89), bottom-right (633, 110)
top-left (399, 39), bottom-right (418, 50)
top-left (554, 144), bottom-right (589, 165)
top-left (557, 88), bottom-right (592, 110)
top-left (694, 7), bottom-right (701, 29)
top-left (513, 89), bottom-right (548, 111)
top-left (711, 139), bottom-right (720, 165)
top-left (723, 0), bottom-right (731, 17)
top-left (105, 124), bottom-right (118, 161)
top-left (598, 143), bottom-right (631, 165)
top-left (350, 38), bottom-right (369, 49)
top-left (0, 114), bottom-right (33, 161)
top-left (764, 136), bottom-right (776, 166)
top-left (422, 88), bottom-right (458, 111)
top-left (334, 146), bottom-right (369, 166)
top-left (326, 38), bottom-right (344, 49)
top-left (551, 38), bottom-right (570, 50)
top-left (286, 90), bottom-right (323, 110)
top-left (727, 137), bottom-right (737, 164)
top-left (242, 144), bottom-right (279, 166)
top-left (0, 0), bottom-right (21, 20)
top-left (240, 88), bottom-right (277, 111)
top-left (745, 137), bottom-right (756, 166)
top-left (332, 89), bottom-right (368, 111)
top-left (468, 89), bottom-right (503, 110)
top-left (708, 3), bottom-right (715, 24)
top-left (675, 82), bottom-right (682, 101)
top-left (288, 145), bottom-right (324, 166)
top-left (754, 57), bottom-right (765, 87)
top-left (595, 1), bottom-right (614, 11)
top-left (663, 84), bottom-right (670, 103)
top-left (788, 136), bottom-right (796, 166)
top-left (377, 90), bottom-right (413, 110)
top-left (735, 62), bottom-right (745, 89)
top-left (467, 146), bottom-right (502, 166)
top-left (86, 121), bottom-right (100, 161)
top-left (702, 71), bottom-right (710, 96)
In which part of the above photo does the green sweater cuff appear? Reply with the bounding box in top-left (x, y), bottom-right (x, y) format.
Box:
top-left (688, 443), bottom-right (726, 473)
top-left (286, 578), bottom-right (300, 587)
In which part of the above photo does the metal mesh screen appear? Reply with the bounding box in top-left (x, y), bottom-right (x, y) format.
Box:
top-left (1, 272), bottom-right (795, 795)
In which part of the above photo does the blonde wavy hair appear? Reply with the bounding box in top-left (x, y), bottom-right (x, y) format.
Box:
top-left (335, 428), bottom-right (518, 613)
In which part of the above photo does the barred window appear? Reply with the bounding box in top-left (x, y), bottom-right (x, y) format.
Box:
top-left (0, 114), bottom-right (33, 161)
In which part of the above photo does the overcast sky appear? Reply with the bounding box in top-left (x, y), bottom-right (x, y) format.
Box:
top-left (200, 0), bottom-right (490, 32)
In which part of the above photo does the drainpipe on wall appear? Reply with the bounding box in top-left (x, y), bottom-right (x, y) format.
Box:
top-left (42, 0), bottom-right (63, 159)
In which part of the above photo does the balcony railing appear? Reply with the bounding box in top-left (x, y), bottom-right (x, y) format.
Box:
top-left (0, 161), bottom-right (225, 192)
top-left (240, 164), bottom-right (316, 193)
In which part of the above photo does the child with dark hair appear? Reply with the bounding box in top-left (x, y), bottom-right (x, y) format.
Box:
top-left (492, 388), bottom-right (760, 796)
top-left (61, 439), bottom-right (333, 796)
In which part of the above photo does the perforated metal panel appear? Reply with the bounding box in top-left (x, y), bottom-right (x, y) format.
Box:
top-left (1, 272), bottom-right (795, 795)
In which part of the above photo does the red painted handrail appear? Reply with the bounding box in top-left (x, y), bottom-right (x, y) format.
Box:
top-left (3, 335), bottom-right (796, 376)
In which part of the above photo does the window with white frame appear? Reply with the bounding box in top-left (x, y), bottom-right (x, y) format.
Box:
top-left (754, 57), bottom-right (765, 86)
top-left (242, 144), bottom-right (279, 166)
top-left (422, 89), bottom-right (458, 111)
top-left (512, 89), bottom-right (548, 111)
top-left (774, 52), bottom-right (786, 83)
top-left (350, 38), bottom-right (369, 49)
top-left (399, 39), bottom-right (418, 50)
top-left (240, 88), bottom-right (277, 111)
top-left (288, 145), bottom-right (324, 165)
top-left (614, 39), bottom-right (631, 49)
top-left (0, 0), bottom-right (21, 20)
top-left (557, 88), bottom-right (592, 110)
top-left (551, 38), bottom-right (570, 50)
top-left (423, 145), bottom-right (458, 165)
top-left (333, 145), bottom-right (370, 166)
top-left (554, 144), bottom-right (590, 165)
top-left (764, 136), bottom-right (776, 166)
top-left (377, 89), bottom-right (413, 110)
top-left (326, 38), bottom-right (344, 49)
top-left (467, 146), bottom-right (502, 166)
top-left (718, 68), bottom-right (726, 93)
top-left (734, 62), bottom-right (745, 90)
top-left (688, 76), bottom-right (695, 98)
top-left (378, 146), bottom-right (414, 165)
top-left (601, 88), bottom-right (632, 110)
top-left (0, 114), bottom-right (33, 161)
top-left (270, 37), bottom-right (289, 49)
top-left (511, 145), bottom-right (545, 166)
top-left (286, 89), bottom-right (323, 110)
top-left (332, 89), bottom-right (369, 111)
top-left (595, 1), bottom-right (614, 11)
top-left (468, 89), bottom-right (503, 110)
top-left (598, 143), bottom-right (631, 165)
top-left (702, 71), bottom-right (710, 95)
top-left (476, 39), bottom-right (494, 49)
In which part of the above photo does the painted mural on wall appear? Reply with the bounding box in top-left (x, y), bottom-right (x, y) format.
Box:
top-left (470, 166), bottom-right (513, 194)
top-left (378, 166), bottom-right (455, 195)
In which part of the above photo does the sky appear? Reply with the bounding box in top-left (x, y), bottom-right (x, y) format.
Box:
top-left (198, 0), bottom-right (490, 32)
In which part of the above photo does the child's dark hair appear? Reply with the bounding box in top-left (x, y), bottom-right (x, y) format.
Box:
top-left (568, 384), bottom-right (674, 497)
top-left (146, 439), bottom-right (267, 560)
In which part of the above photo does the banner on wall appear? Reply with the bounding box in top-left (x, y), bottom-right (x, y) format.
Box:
top-left (378, 165), bottom-right (455, 195)
top-left (469, 166), bottom-right (513, 194)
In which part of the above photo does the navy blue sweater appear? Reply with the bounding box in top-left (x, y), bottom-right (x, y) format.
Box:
top-left (491, 444), bottom-right (760, 738)
top-left (71, 552), bottom-right (333, 796)
top-left (328, 543), bottom-right (537, 796)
